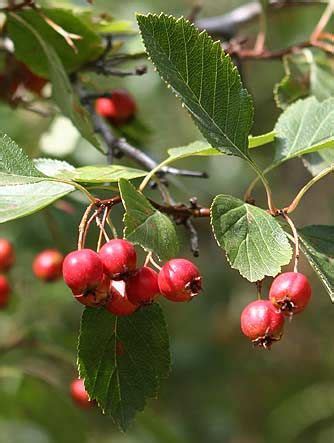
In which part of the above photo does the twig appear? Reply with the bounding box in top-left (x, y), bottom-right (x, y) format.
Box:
top-left (184, 218), bottom-right (200, 257)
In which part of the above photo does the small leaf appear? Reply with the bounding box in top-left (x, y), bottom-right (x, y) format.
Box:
top-left (119, 178), bottom-right (179, 260)
top-left (274, 96), bottom-right (334, 166)
top-left (211, 195), bottom-right (292, 282)
top-left (137, 13), bottom-right (254, 160)
top-left (78, 304), bottom-right (170, 431)
top-left (299, 225), bottom-right (334, 301)
top-left (65, 164), bottom-right (147, 183)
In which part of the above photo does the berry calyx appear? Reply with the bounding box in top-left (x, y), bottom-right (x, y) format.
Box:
top-left (269, 271), bottom-right (312, 315)
top-left (70, 378), bottom-right (92, 409)
top-left (99, 239), bottom-right (137, 280)
top-left (95, 89), bottom-right (137, 124)
top-left (0, 238), bottom-right (15, 272)
top-left (126, 267), bottom-right (159, 305)
top-left (74, 274), bottom-right (110, 307)
top-left (0, 275), bottom-right (10, 308)
top-left (240, 300), bottom-right (285, 348)
top-left (105, 280), bottom-right (138, 316)
top-left (32, 249), bottom-right (64, 282)
top-left (62, 249), bottom-right (103, 295)
top-left (158, 258), bottom-right (202, 302)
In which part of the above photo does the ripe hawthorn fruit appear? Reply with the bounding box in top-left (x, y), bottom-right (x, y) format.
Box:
top-left (158, 258), bottom-right (202, 302)
top-left (105, 280), bottom-right (138, 316)
top-left (70, 378), bottom-right (92, 409)
top-left (62, 249), bottom-right (103, 295)
top-left (0, 275), bottom-right (10, 308)
top-left (95, 89), bottom-right (136, 124)
top-left (240, 299), bottom-right (285, 348)
top-left (99, 239), bottom-right (136, 280)
top-left (74, 274), bottom-right (110, 307)
top-left (126, 266), bottom-right (159, 305)
top-left (32, 249), bottom-right (64, 282)
top-left (0, 238), bottom-right (15, 272)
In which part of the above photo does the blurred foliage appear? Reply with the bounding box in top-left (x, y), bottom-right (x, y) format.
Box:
top-left (2, 0), bottom-right (334, 442)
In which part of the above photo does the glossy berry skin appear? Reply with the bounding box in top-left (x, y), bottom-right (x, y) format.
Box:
top-left (241, 300), bottom-right (284, 348)
top-left (105, 280), bottom-right (138, 316)
top-left (99, 239), bottom-right (137, 280)
top-left (126, 267), bottom-right (159, 305)
top-left (158, 258), bottom-right (202, 302)
top-left (95, 89), bottom-right (136, 124)
top-left (74, 274), bottom-right (110, 307)
top-left (62, 249), bottom-right (103, 295)
top-left (0, 275), bottom-right (10, 308)
top-left (33, 249), bottom-right (64, 282)
top-left (0, 239), bottom-right (15, 272)
top-left (70, 379), bottom-right (91, 409)
top-left (269, 272), bottom-right (312, 315)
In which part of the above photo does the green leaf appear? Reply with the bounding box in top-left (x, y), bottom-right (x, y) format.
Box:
top-left (78, 11), bottom-right (136, 35)
top-left (211, 195), bottom-right (292, 282)
top-left (298, 225), bottom-right (334, 301)
top-left (64, 164), bottom-right (147, 183)
top-left (137, 13), bottom-right (254, 160)
top-left (119, 178), bottom-right (179, 260)
top-left (275, 49), bottom-right (334, 109)
top-left (9, 12), bottom-right (102, 152)
top-left (78, 304), bottom-right (170, 431)
top-left (34, 158), bottom-right (75, 177)
top-left (7, 8), bottom-right (103, 77)
top-left (274, 97), bottom-right (334, 166)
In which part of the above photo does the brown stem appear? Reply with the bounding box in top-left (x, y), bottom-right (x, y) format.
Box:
top-left (77, 203), bottom-right (94, 250)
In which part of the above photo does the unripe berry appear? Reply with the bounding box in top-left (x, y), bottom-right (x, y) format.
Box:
top-left (240, 300), bottom-right (284, 348)
top-left (95, 89), bottom-right (136, 124)
top-left (158, 258), bottom-right (202, 302)
top-left (126, 267), bottom-right (159, 305)
top-left (70, 378), bottom-right (92, 409)
top-left (105, 280), bottom-right (138, 316)
top-left (269, 271), bottom-right (312, 315)
top-left (99, 239), bottom-right (137, 280)
top-left (32, 249), bottom-right (64, 282)
top-left (74, 274), bottom-right (110, 307)
top-left (0, 275), bottom-right (10, 308)
top-left (0, 238), bottom-right (15, 272)
top-left (62, 249), bottom-right (103, 295)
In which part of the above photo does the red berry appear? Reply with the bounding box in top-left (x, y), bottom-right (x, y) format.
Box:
top-left (269, 272), bottom-right (312, 315)
top-left (240, 300), bottom-right (284, 348)
top-left (33, 249), bottom-right (64, 282)
top-left (126, 267), bottom-right (159, 305)
top-left (62, 249), bottom-right (103, 295)
top-left (74, 274), bottom-right (110, 307)
top-left (95, 89), bottom-right (136, 124)
top-left (158, 258), bottom-right (202, 302)
top-left (99, 239), bottom-right (136, 280)
top-left (70, 378), bottom-right (92, 409)
top-left (105, 280), bottom-right (138, 316)
top-left (0, 275), bottom-right (10, 308)
top-left (0, 239), bottom-right (15, 272)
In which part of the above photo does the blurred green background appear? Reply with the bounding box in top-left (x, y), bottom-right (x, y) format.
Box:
top-left (1, 1), bottom-right (334, 442)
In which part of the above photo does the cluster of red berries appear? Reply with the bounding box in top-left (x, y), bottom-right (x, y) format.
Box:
top-left (240, 272), bottom-right (312, 348)
top-left (62, 239), bottom-right (202, 316)
top-left (0, 239), bottom-right (15, 308)
top-left (95, 89), bottom-right (136, 125)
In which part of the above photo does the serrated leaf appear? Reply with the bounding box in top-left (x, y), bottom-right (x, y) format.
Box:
top-left (9, 12), bottom-right (102, 152)
top-left (64, 164), bottom-right (147, 183)
top-left (137, 13), bottom-right (254, 160)
top-left (211, 195), bottom-right (292, 282)
top-left (7, 8), bottom-right (103, 76)
top-left (119, 178), bottom-right (178, 260)
top-left (274, 97), bottom-right (334, 166)
top-left (298, 225), bottom-right (334, 301)
top-left (78, 304), bottom-right (170, 431)
top-left (275, 49), bottom-right (334, 109)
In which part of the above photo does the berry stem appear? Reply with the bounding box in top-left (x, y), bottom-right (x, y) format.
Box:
top-left (96, 207), bottom-right (110, 252)
top-left (78, 204), bottom-right (94, 250)
top-left (282, 212), bottom-right (299, 272)
top-left (144, 251), bottom-right (153, 267)
top-left (149, 255), bottom-right (162, 271)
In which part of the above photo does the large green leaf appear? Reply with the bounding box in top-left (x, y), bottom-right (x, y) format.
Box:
top-left (7, 8), bottom-right (103, 76)
top-left (211, 195), bottom-right (292, 282)
top-left (299, 225), bottom-right (334, 301)
top-left (275, 49), bottom-right (334, 109)
top-left (274, 97), bottom-right (334, 166)
top-left (119, 178), bottom-right (179, 260)
top-left (137, 13), bottom-right (254, 160)
top-left (78, 304), bottom-right (170, 431)
top-left (9, 12), bottom-right (102, 152)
